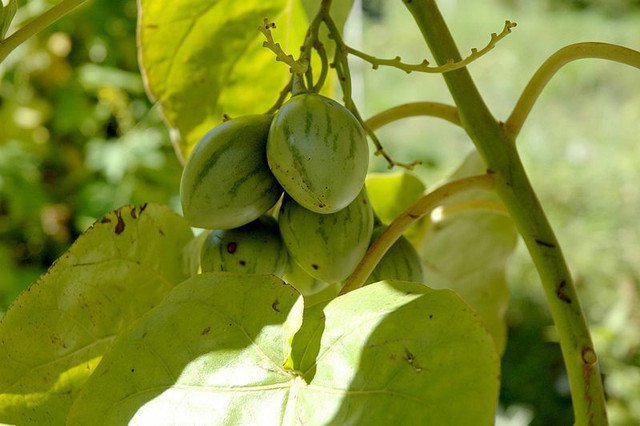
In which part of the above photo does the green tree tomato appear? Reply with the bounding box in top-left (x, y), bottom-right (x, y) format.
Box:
top-left (366, 226), bottom-right (424, 285)
top-left (180, 114), bottom-right (281, 229)
top-left (267, 94), bottom-right (368, 214)
top-left (279, 190), bottom-right (374, 283)
top-left (200, 216), bottom-right (288, 275)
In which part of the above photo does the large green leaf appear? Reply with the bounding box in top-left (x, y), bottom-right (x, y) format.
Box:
top-left (67, 273), bottom-right (304, 424)
top-left (289, 280), bottom-right (500, 424)
top-left (68, 277), bottom-right (499, 424)
top-left (0, 204), bottom-right (194, 425)
top-left (138, 0), bottom-right (354, 161)
top-left (419, 151), bottom-right (518, 355)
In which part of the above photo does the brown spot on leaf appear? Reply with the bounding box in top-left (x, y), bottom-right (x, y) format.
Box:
top-left (114, 210), bottom-right (125, 234)
top-left (227, 242), bottom-right (237, 254)
top-left (239, 260), bottom-right (246, 266)
top-left (139, 203), bottom-right (148, 215)
top-left (130, 207), bottom-right (137, 219)
top-left (201, 326), bottom-right (211, 336)
top-left (100, 217), bottom-right (112, 224)
top-left (311, 264), bottom-right (319, 270)
top-left (272, 300), bottom-right (280, 312)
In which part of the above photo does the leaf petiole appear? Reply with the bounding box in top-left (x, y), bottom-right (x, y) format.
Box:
top-left (505, 42), bottom-right (640, 139)
top-left (365, 101), bottom-right (462, 130)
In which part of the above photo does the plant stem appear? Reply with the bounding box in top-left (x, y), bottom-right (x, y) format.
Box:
top-left (505, 42), bottom-right (640, 139)
top-left (402, 1), bottom-right (607, 425)
top-left (340, 174), bottom-right (495, 294)
top-left (0, 0), bottom-right (89, 64)
top-left (365, 101), bottom-right (461, 130)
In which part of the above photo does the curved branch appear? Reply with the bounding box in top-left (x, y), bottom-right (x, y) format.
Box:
top-left (365, 101), bottom-right (462, 130)
top-left (346, 20), bottom-right (516, 74)
top-left (505, 42), bottom-right (640, 139)
top-left (340, 174), bottom-right (496, 294)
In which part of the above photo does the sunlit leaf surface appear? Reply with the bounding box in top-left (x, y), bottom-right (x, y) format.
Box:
top-left (69, 278), bottom-right (499, 425)
top-left (0, 204), bottom-right (193, 424)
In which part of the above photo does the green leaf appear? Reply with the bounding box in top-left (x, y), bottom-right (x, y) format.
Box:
top-left (289, 280), bottom-right (500, 424)
top-left (418, 150), bottom-right (518, 355)
top-left (0, 204), bottom-right (194, 424)
top-left (138, 0), bottom-right (354, 161)
top-left (137, 1), bottom-right (294, 161)
top-left (67, 273), bottom-right (304, 424)
top-left (365, 171), bottom-right (425, 224)
top-left (68, 278), bottom-right (498, 424)
top-left (365, 171), bottom-right (426, 242)
top-left (1, 0), bottom-right (17, 39)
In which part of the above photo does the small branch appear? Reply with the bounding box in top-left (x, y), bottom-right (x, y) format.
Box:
top-left (340, 174), bottom-right (496, 294)
top-left (505, 42), bottom-right (640, 139)
top-left (365, 101), bottom-right (462, 130)
top-left (0, 0), bottom-right (89, 64)
top-left (346, 20), bottom-right (517, 74)
top-left (265, 77), bottom-right (293, 114)
top-left (259, 18), bottom-right (308, 74)
top-left (325, 13), bottom-right (418, 170)
top-left (311, 42), bottom-right (329, 92)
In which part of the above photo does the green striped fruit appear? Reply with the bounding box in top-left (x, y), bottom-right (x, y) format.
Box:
top-left (283, 258), bottom-right (331, 296)
top-left (180, 114), bottom-right (281, 229)
top-left (279, 190), bottom-right (374, 283)
top-left (366, 226), bottom-right (424, 285)
top-left (267, 93), bottom-right (368, 214)
top-left (200, 216), bottom-right (288, 275)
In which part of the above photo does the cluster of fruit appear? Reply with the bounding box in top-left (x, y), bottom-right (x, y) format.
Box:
top-left (180, 93), bottom-right (422, 295)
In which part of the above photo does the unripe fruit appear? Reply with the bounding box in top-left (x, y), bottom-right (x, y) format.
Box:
top-left (282, 258), bottom-right (331, 296)
top-left (180, 114), bottom-right (281, 229)
top-left (200, 216), bottom-right (288, 275)
top-left (279, 190), bottom-right (374, 283)
top-left (267, 93), bottom-right (368, 214)
top-left (366, 226), bottom-right (424, 285)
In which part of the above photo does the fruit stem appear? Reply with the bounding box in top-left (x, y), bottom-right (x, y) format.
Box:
top-left (265, 77), bottom-right (293, 114)
top-left (0, 0), bottom-right (88, 64)
top-left (505, 42), bottom-right (640, 139)
top-left (340, 174), bottom-right (495, 295)
top-left (403, 1), bottom-right (608, 424)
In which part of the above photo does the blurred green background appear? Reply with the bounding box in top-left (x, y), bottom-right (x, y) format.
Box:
top-left (0, 0), bottom-right (638, 424)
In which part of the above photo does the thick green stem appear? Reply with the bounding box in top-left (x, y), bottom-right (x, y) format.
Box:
top-left (0, 0), bottom-right (89, 64)
top-left (402, 1), bottom-right (607, 425)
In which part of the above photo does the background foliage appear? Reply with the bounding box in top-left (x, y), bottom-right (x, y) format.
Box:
top-left (1, 0), bottom-right (639, 424)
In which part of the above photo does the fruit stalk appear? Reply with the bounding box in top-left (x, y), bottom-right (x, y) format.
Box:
top-left (402, 1), bottom-right (607, 424)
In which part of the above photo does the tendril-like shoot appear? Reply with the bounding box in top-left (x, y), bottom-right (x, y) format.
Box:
top-left (346, 20), bottom-right (517, 73)
top-left (259, 18), bottom-right (308, 74)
